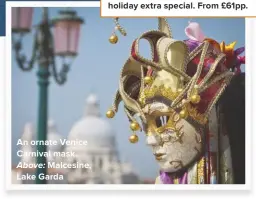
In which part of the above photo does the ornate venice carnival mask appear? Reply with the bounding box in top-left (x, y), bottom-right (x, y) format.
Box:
top-left (106, 18), bottom-right (238, 173)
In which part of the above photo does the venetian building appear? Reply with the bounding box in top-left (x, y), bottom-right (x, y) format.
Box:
top-left (47, 120), bottom-right (64, 164)
top-left (66, 94), bottom-right (138, 184)
top-left (19, 120), bottom-right (64, 164)
top-left (12, 94), bottom-right (139, 184)
top-left (13, 121), bottom-right (67, 184)
top-left (12, 123), bottom-right (36, 184)
top-left (20, 123), bottom-right (36, 164)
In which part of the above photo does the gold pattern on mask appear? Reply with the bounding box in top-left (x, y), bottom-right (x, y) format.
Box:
top-left (139, 85), bottom-right (207, 125)
top-left (106, 18), bottom-right (233, 151)
top-left (146, 109), bottom-right (184, 143)
top-left (139, 85), bottom-right (177, 106)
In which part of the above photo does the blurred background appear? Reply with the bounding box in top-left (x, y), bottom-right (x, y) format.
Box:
top-left (11, 7), bottom-right (245, 184)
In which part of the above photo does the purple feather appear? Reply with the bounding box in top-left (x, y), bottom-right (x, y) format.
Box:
top-left (184, 39), bottom-right (201, 52)
top-left (234, 47), bottom-right (245, 56)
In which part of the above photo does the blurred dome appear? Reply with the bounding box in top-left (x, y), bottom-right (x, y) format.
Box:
top-left (47, 119), bottom-right (63, 152)
top-left (21, 123), bottom-right (35, 141)
top-left (68, 94), bottom-right (115, 148)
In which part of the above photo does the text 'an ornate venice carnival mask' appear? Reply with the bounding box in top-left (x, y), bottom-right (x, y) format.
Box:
top-left (106, 18), bottom-right (245, 184)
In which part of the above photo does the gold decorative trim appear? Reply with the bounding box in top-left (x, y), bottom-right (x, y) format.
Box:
top-left (139, 85), bottom-right (177, 106)
top-left (197, 156), bottom-right (205, 184)
top-left (139, 85), bottom-right (207, 125)
top-left (107, 18), bottom-right (237, 130)
top-left (113, 18), bottom-right (127, 36)
top-left (188, 41), bottom-right (209, 98)
top-left (158, 18), bottom-right (172, 38)
top-left (186, 104), bottom-right (208, 125)
top-left (198, 53), bottom-right (226, 89)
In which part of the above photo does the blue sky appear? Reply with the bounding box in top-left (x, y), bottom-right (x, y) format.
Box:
top-left (12, 7), bottom-right (245, 179)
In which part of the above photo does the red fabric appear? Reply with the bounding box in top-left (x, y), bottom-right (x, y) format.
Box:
top-left (131, 40), bottom-right (138, 61)
top-left (190, 76), bottom-right (224, 114)
top-left (187, 49), bottom-right (227, 114)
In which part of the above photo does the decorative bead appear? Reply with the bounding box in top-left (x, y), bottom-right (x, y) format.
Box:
top-left (130, 121), bottom-right (140, 131)
top-left (109, 34), bottom-right (118, 44)
top-left (106, 110), bottom-right (115, 118)
top-left (144, 76), bottom-right (152, 84)
top-left (194, 85), bottom-right (199, 89)
top-left (190, 94), bottom-right (201, 104)
top-left (179, 109), bottom-right (188, 119)
top-left (129, 134), bottom-right (139, 143)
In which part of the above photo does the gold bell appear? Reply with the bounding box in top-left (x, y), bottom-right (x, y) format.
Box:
top-left (106, 109), bottom-right (115, 118)
top-left (179, 109), bottom-right (188, 119)
top-left (190, 94), bottom-right (201, 104)
top-left (129, 134), bottom-right (139, 143)
top-left (109, 34), bottom-right (118, 44)
top-left (144, 76), bottom-right (152, 84)
top-left (130, 121), bottom-right (140, 131)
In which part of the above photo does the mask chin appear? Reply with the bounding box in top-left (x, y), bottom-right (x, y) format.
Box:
top-left (143, 99), bottom-right (204, 172)
top-left (156, 118), bottom-right (204, 172)
top-left (160, 165), bottom-right (179, 173)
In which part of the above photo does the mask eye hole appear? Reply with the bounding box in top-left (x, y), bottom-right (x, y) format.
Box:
top-left (155, 117), bottom-right (162, 128)
top-left (155, 115), bottom-right (170, 128)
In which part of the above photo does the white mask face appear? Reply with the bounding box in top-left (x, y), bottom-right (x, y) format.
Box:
top-left (143, 102), bottom-right (203, 172)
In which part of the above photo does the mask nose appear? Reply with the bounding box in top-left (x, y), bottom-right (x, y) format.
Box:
top-left (146, 133), bottom-right (161, 146)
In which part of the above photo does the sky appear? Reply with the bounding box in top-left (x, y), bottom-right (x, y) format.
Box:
top-left (12, 7), bottom-right (245, 179)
